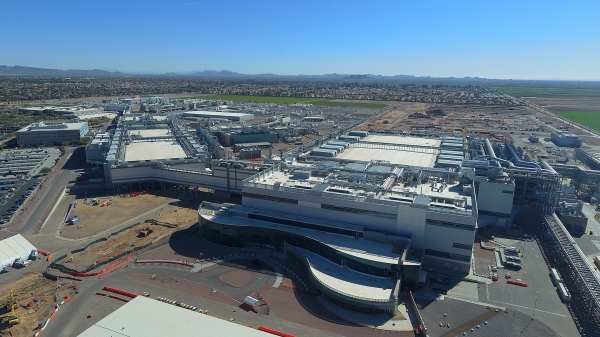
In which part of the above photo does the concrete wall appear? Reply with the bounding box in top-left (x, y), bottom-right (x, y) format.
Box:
top-left (476, 179), bottom-right (514, 216)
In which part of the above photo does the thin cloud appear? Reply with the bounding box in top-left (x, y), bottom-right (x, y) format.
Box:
top-left (185, 2), bottom-right (203, 5)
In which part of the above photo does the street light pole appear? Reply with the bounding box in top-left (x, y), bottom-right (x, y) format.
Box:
top-left (532, 297), bottom-right (538, 320)
top-left (200, 252), bottom-right (202, 272)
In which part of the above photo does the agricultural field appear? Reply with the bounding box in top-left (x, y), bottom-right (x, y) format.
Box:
top-left (496, 87), bottom-right (600, 98)
top-left (188, 94), bottom-right (388, 108)
top-left (550, 110), bottom-right (600, 132)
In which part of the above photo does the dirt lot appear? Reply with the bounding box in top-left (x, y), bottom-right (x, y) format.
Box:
top-left (63, 223), bottom-right (175, 272)
top-left (62, 190), bottom-right (184, 239)
top-left (0, 273), bottom-right (76, 337)
top-left (60, 205), bottom-right (198, 272)
top-left (353, 103), bottom-right (428, 131)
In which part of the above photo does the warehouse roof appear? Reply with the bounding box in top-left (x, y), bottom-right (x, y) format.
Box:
top-left (0, 234), bottom-right (36, 268)
top-left (78, 296), bottom-right (277, 337)
top-left (17, 121), bottom-right (87, 132)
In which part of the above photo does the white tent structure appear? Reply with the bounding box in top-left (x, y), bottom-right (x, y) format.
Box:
top-left (0, 234), bottom-right (36, 268)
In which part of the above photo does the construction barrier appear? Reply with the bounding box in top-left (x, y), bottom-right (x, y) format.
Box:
top-left (37, 249), bottom-right (50, 256)
top-left (134, 260), bottom-right (194, 267)
top-left (43, 272), bottom-right (59, 281)
top-left (102, 286), bottom-right (138, 298)
top-left (507, 280), bottom-right (528, 287)
top-left (70, 254), bottom-right (133, 277)
top-left (257, 326), bottom-right (296, 337)
top-left (57, 275), bottom-right (83, 282)
top-left (33, 296), bottom-right (70, 337)
top-left (96, 292), bottom-right (130, 302)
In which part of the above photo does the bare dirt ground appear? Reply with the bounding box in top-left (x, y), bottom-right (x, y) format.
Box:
top-left (0, 273), bottom-right (76, 337)
top-left (60, 205), bottom-right (199, 272)
top-left (63, 190), bottom-right (183, 239)
top-left (63, 223), bottom-right (174, 272)
top-left (354, 103), bottom-right (429, 131)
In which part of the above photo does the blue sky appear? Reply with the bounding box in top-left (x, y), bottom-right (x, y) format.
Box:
top-left (1, 0), bottom-right (599, 79)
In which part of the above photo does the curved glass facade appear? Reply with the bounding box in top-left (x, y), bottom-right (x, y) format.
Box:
top-left (199, 213), bottom-right (411, 315)
top-left (200, 217), bottom-right (402, 277)
top-left (285, 243), bottom-right (399, 315)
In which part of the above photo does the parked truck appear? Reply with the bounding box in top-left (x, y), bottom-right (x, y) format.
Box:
top-left (12, 259), bottom-right (31, 269)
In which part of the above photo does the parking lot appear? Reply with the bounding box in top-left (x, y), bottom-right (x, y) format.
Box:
top-left (0, 176), bottom-right (43, 227)
top-left (478, 237), bottom-right (579, 337)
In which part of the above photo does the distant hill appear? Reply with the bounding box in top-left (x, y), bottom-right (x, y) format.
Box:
top-left (2, 65), bottom-right (597, 86)
top-left (341, 74), bottom-right (373, 81)
top-left (0, 65), bottom-right (121, 76)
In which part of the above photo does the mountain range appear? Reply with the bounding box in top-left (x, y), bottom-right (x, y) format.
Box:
top-left (1, 65), bottom-right (597, 84)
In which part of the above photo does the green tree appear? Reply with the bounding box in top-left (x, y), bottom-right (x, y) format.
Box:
top-left (40, 167), bottom-right (52, 174)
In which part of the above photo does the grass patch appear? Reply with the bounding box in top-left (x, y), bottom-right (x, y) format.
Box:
top-left (550, 110), bottom-right (600, 132)
top-left (496, 87), bottom-right (600, 97)
top-left (184, 94), bottom-right (387, 108)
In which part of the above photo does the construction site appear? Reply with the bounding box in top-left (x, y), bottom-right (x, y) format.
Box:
top-left (55, 211), bottom-right (197, 273)
top-left (59, 189), bottom-right (183, 239)
top-left (0, 96), bottom-right (597, 336)
top-left (0, 273), bottom-right (77, 337)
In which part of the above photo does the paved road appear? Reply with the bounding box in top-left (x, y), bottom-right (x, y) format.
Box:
top-left (44, 266), bottom-right (345, 337)
top-left (479, 237), bottom-right (579, 337)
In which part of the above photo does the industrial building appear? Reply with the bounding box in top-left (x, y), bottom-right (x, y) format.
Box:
top-left (78, 296), bottom-right (277, 337)
top-left (551, 131), bottom-right (582, 148)
top-left (85, 113), bottom-right (271, 196)
top-left (16, 120), bottom-right (88, 147)
top-left (83, 108), bottom-right (600, 322)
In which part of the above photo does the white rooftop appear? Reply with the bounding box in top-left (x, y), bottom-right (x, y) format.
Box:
top-left (0, 234), bottom-right (36, 268)
top-left (336, 147), bottom-right (437, 167)
top-left (17, 121), bottom-right (87, 132)
top-left (182, 111), bottom-right (254, 120)
top-left (124, 141), bottom-right (187, 161)
top-left (362, 135), bottom-right (442, 147)
top-left (134, 129), bottom-right (171, 137)
top-left (297, 246), bottom-right (397, 300)
top-left (78, 296), bottom-right (276, 337)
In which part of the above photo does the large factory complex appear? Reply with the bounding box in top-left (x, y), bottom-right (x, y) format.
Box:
top-left (78, 101), bottom-right (600, 323)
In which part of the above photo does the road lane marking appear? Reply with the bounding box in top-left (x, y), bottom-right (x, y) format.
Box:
top-left (486, 285), bottom-right (568, 317)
